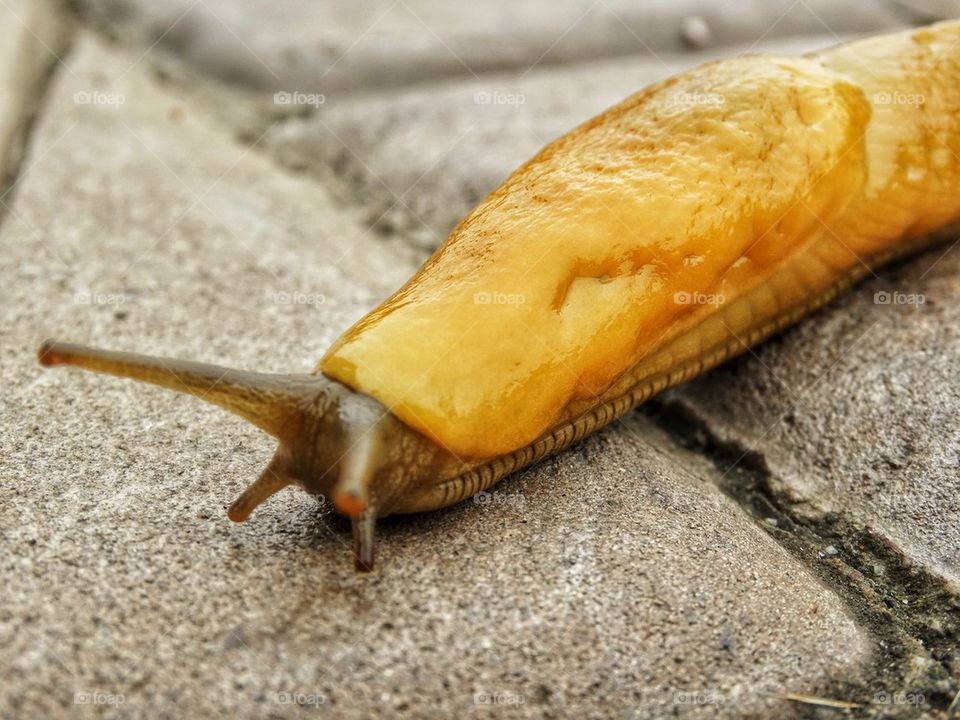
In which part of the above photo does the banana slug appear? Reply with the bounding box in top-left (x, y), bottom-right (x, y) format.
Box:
top-left (38, 21), bottom-right (960, 570)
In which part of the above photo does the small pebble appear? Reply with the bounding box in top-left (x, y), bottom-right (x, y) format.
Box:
top-left (818, 545), bottom-right (839, 559)
top-left (681, 16), bottom-right (711, 49)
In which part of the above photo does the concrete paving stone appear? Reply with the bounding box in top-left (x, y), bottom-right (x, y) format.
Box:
top-left (263, 35), bottom-right (864, 250)
top-left (0, 30), bottom-right (871, 720)
top-left (0, 0), bottom-right (70, 193)
top-left (665, 246), bottom-right (960, 589)
top-left (77, 0), bottom-right (910, 93)
top-left (889, 0), bottom-right (960, 20)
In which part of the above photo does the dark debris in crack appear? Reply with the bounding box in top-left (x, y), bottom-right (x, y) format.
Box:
top-left (644, 397), bottom-right (960, 720)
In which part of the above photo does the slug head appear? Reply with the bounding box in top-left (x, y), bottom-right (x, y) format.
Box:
top-left (37, 340), bottom-right (445, 570)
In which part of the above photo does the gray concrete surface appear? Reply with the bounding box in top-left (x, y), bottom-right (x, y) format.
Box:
top-left (0, 0), bottom-right (70, 195)
top-left (1, 2), bottom-right (957, 719)
top-left (78, 0), bottom-right (909, 92)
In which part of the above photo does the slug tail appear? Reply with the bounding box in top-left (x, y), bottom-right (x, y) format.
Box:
top-left (37, 339), bottom-right (322, 439)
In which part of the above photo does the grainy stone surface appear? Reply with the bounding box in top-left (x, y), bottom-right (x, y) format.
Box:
top-left (0, 0), bottom-right (69, 191)
top-left (78, 0), bottom-right (909, 92)
top-left (665, 245), bottom-right (960, 588)
top-left (0, 30), bottom-right (874, 720)
top-left (890, 0), bottom-right (960, 19)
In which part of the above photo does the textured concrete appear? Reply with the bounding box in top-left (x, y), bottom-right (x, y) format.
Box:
top-left (666, 244), bottom-right (960, 588)
top-left (0, 0), bottom-right (69, 191)
top-left (77, 0), bottom-right (909, 93)
top-left (0, 30), bottom-right (876, 720)
top-left (890, 0), bottom-right (960, 19)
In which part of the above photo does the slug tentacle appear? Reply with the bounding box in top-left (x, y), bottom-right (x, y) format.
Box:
top-left (351, 509), bottom-right (378, 573)
top-left (37, 340), bottom-right (320, 439)
top-left (226, 451), bottom-right (296, 522)
top-left (333, 427), bottom-right (381, 516)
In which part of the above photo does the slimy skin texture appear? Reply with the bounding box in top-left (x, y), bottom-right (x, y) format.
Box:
top-left (38, 21), bottom-right (960, 569)
top-left (322, 24), bottom-right (960, 461)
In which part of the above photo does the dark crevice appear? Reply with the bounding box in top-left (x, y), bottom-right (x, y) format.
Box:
top-left (643, 397), bottom-right (960, 720)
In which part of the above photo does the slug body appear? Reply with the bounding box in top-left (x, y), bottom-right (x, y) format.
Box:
top-left (39, 22), bottom-right (960, 569)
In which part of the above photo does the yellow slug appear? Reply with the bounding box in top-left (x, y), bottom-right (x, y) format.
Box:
top-left (39, 21), bottom-right (960, 570)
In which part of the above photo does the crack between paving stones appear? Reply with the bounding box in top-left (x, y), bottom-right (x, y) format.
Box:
top-left (642, 397), bottom-right (960, 720)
